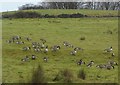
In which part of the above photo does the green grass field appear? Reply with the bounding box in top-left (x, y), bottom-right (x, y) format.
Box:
top-left (2, 10), bottom-right (118, 83)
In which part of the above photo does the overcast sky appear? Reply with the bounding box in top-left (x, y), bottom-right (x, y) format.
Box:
top-left (0, 0), bottom-right (43, 12)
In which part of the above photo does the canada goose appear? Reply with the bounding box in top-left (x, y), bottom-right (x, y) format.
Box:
top-left (70, 49), bottom-right (77, 56)
top-left (108, 61), bottom-right (118, 66)
top-left (105, 64), bottom-right (114, 70)
top-left (31, 55), bottom-right (37, 60)
top-left (111, 53), bottom-right (115, 57)
top-left (51, 45), bottom-right (60, 52)
top-left (22, 47), bottom-right (31, 51)
top-left (43, 57), bottom-right (48, 62)
top-left (63, 41), bottom-right (73, 48)
top-left (74, 47), bottom-right (84, 51)
top-left (44, 46), bottom-right (48, 53)
top-left (41, 42), bottom-right (45, 49)
top-left (87, 61), bottom-right (94, 67)
top-left (104, 46), bottom-right (112, 52)
top-left (34, 48), bottom-right (40, 52)
top-left (96, 64), bottom-right (106, 69)
top-left (21, 56), bottom-right (29, 62)
top-left (16, 41), bottom-right (24, 44)
top-left (12, 35), bottom-right (21, 40)
top-left (6, 40), bottom-right (12, 43)
top-left (77, 59), bottom-right (85, 65)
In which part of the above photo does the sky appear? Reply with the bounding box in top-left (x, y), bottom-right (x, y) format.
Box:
top-left (0, 0), bottom-right (119, 12)
top-left (0, 0), bottom-right (43, 12)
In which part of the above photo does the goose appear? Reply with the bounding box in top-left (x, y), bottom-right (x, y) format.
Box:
top-left (31, 55), bottom-right (37, 60)
top-left (87, 61), bottom-right (94, 67)
top-left (44, 46), bottom-right (48, 53)
top-left (51, 45), bottom-right (60, 52)
top-left (43, 57), bottom-right (48, 62)
top-left (16, 41), bottom-right (24, 44)
top-left (22, 47), bottom-right (31, 51)
top-left (96, 64), bottom-right (106, 69)
top-left (108, 61), bottom-right (118, 66)
top-left (111, 53), bottom-right (115, 57)
top-left (6, 40), bottom-right (12, 43)
top-left (74, 47), bottom-right (84, 51)
top-left (104, 46), bottom-right (113, 52)
top-left (34, 48), bottom-right (40, 52)
top-left (105, 64), bottom-right (114, 70)
top-left (70, 49), bottom-right (77, 56)
top-left (77, 59), bottom-right (85, 65)
top-left (21, 56), bottom-right (29, 62)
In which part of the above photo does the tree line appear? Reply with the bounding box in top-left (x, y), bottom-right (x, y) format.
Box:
top-left (18, 2), bottom-right (120, 10)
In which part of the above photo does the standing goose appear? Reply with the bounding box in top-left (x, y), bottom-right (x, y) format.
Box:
top-left (87, 61), bottom-right (94, 67)
top-left (44, 46), bottom-right (48, 53)
top-left (77, 59), bottom-right (85, 65)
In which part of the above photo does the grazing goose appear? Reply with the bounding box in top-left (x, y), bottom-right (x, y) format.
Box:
top-left (77, 59), bottom-right (85, 65)
top-left (108, 61), bottom-right (118, 66)
top-left (74, 47), bottom-right (84, 51)
top-left (31, 55), bottom-right (37, 60)
top-left (21, 56), bottom-right (29, 62)
top-left (96, 64), bottom-right (106, 69)
top-left (16, 41), bottom-right (24, 44)
top-left (41, 42), bottom-right (45, 49)
top-left (111, 53), bottom-right (115, 57)
top-left (51, 45), bottom-right (60, 52)
top-left (87, 61), bottom-right (94, 67)
top-left (43, 57), bottom-right (48, 62)
top-left (70, 49), bottom-right (77, 56)
top-left (12, 35), bottom-right (21, 41)
top-left (105, 64), bottom-right (114, 70)
top-left (63, 41), bottom-right (73, 48)
top-left (22, 47), bottom-right (31, 51)
top-left (6, 40), bottom-right (12, 43)
top-left (34, 48), bottom-right (40, 52)
top-left (104, 46), bottom-right (113, 52)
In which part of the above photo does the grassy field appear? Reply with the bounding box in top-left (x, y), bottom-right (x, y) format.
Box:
top-left (2, 12), bottom-right (118, 83)
top-left (2, 9), bottom-right (119, 17)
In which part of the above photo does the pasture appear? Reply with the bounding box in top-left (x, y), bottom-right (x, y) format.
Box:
top-left (2, 17), bottom-right (118, 83)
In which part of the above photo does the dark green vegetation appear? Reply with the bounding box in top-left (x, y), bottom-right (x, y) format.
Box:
top-left (2, 9), bottom-right (119, 17)
top-left (2, 10), bottom-right (118, 83)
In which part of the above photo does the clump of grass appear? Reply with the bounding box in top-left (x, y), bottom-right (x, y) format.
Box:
top-left (30, 65), bottom-right (46, 84)
top-left (80, 36), bottom-right (86, 40)
top-left (53, 69), bottom-right (74, 83)
top-left (61, 69), bottom-right (73, 83)
top-left (78, 69), bottom-right (86, 80)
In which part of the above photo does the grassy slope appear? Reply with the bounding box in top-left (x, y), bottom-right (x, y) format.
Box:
top-left (2, 9), bottom-right (118, 83)
top-left (2, 9), bottom-right (119, 16)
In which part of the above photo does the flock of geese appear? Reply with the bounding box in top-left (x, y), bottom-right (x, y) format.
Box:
top-left (6, 35), bottom-right (118, 70)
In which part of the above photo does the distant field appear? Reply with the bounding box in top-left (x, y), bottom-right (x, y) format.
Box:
top-left (2, 16), bottom-right (118, 83)
top-left (2, 9), bottom-right (119, 17)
